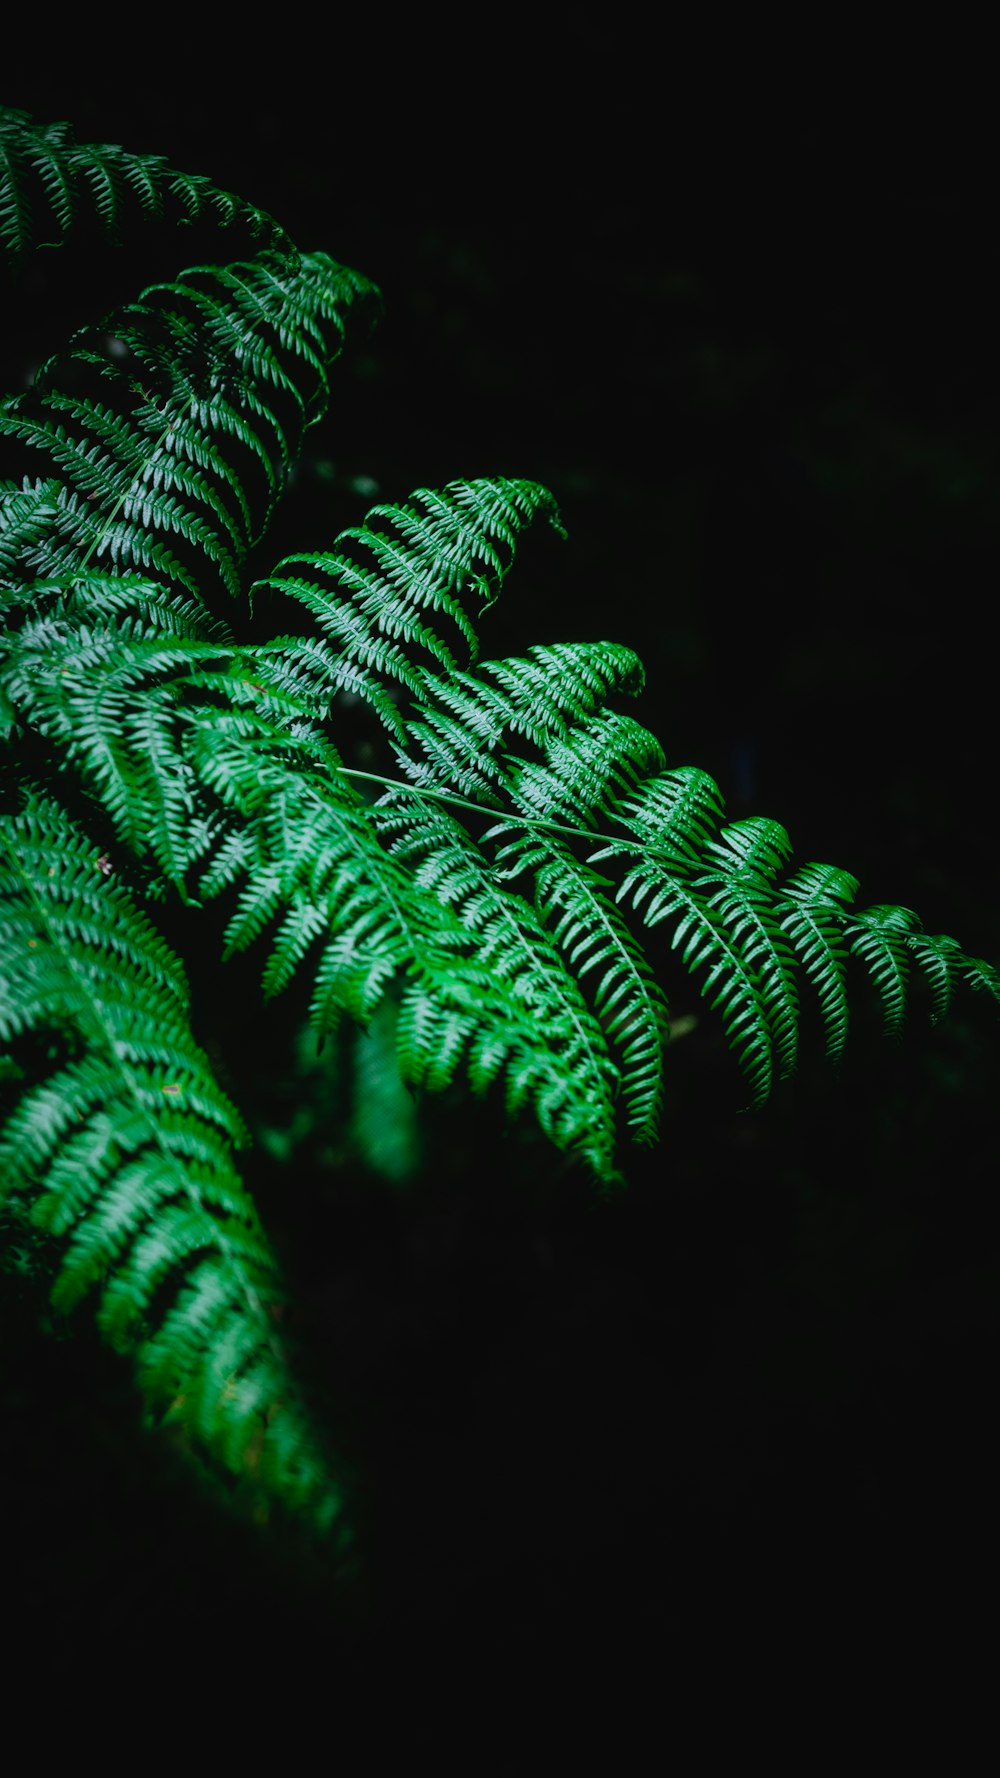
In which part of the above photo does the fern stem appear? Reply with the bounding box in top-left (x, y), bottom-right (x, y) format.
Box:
top-left (338, 768), bottom-right (621, 849)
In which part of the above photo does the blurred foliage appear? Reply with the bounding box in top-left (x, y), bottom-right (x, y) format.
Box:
top-left (255, 999), bottom-right (423, 1189)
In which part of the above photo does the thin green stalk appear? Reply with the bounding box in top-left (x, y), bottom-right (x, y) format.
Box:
top-left (337, 767), bottom-right (629, 850)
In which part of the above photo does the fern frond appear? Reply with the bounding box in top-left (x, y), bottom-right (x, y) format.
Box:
top-left (613, 850), bottom-right (778, 1102)
top-left (1, 617), bottom-right (211, 867)
top-left (0, 476), bottom-right (216, 611)
top-left (4, 563), bottom-right (230, 641)
top-left (773, 863), bottom-right (857, 1059)
top-left (844, 902), bottom-right (922, 1036)
top-left (246, 633), bottom-right (410, 743)
top-left (488, 827), bottom-right (670, 1144)
top-left (394, 641), bottom-right (647, 802)
top-left (0, 107), bottom-right (292, 265)
top-left (600, 766), bottom-right (727, 865)
top-left (1, 247), bottom-right (377, 614)
top-left (0, 477), bottom-right (63, 583)
top-left (374, 791), bottom-right (620, 1166)
top-left (957, 951), bottom-right (1000, 1006)
top-left (479, 639), bottom-right (646, 741)
top-left (254, 474), bottom-right (998, 1120)
top-left (2, 567), bottom-right (627, 1177)
top-left (256, 477), bottom-right (564, 695)
top-left (694, 819), bottom-right (801, 1079)
top-left (191, 706), bottom-right (621, 1172)
top-left (506, 709), bottom-right (667, 829)
top-left (0, 791), bottom-right (344, 1532)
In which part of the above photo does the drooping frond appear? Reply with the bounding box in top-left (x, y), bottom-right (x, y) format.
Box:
top-left (0, 585), bottom-right (623, 1177)
top-left (372, 790), bottom-right (620, 1172)
top-left (771, 863), bottom-right (857, 1060)
top-left (0, 106), bottom-right (292, 266)
top-left (189, 692), bottom-right (621, 1174)
top-left (253, 476), bottom-right (999, 1121)
top-left (6, 458), bottom-right (998, 1167)
top-left (0, 791), bottom-right (344, 1532)
top-left (487, 827), bottom-right (671, 1144)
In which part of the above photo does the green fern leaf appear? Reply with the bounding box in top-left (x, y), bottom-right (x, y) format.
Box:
top-left (488, 827), bottom-right (670, 1144)
top-left (773, 863), bottom-right (857, 1059)
top-left (0, 106), bottom-right (292, 265)
top-left (0, 791), bottom-right (344, 1532)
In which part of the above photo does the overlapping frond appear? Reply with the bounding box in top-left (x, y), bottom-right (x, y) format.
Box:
top-left (185, 672), bottom-right (621, 1176)
top-left (487, 828), bottom-right (670, 1143)
top-left (0, 249), bottom-right (377, 611)
top-left (372, 791), bottom-right (620, 1173)
top-left (263, 476), bottom-right (998, 1119)
top-left (6, 459), bottom-right (998, 1171)
top-left (0, 792), bottom-right (344, 1532)
top-left (0, 569), bottom-right (622, 1177)
top-left (257, 478), bottom-right (565, 699)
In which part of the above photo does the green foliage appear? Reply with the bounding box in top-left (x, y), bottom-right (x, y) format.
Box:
top-left (1, 107), bottom-right (997, 1545)
top-left (0, 790), bottom-right (343, 1532)
top-left (0, 105), bottom-right (291, 262)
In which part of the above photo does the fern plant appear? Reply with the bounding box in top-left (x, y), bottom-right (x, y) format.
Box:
top-left (1, 105), bottom-right (997, 1557)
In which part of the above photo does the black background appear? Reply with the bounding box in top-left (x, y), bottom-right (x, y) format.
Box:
top-left (2, 38), bottom-right (998, 1738)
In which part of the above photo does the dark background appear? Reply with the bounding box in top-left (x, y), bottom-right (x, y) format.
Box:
top-left (2, 42), bottom-right (998, 1726)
